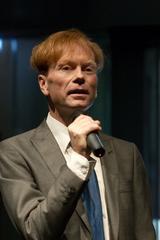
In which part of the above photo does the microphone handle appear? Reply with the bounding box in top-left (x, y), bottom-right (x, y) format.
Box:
top-left (87, 132), bottom-right (105, 157)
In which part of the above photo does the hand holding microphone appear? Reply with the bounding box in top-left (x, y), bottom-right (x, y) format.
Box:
top-left (68, 114), bottom-right (105, 158)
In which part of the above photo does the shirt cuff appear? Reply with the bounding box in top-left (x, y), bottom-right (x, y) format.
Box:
top-left (66, 148), bottom-right (95, 180)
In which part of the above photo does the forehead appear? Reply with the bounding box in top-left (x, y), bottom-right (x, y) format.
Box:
top-left (57, 44), bottom-right (95, 64)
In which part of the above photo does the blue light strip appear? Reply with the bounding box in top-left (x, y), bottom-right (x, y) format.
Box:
top-left (10, 39), bottom-right (18, 52)
top-left (153, 219), bottom-right (160, 239)
top-left (0, 39), bottom-right (3, 52)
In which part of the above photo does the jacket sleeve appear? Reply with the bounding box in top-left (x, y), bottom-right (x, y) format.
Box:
top-left (0, 140), bottom-right (85, 240)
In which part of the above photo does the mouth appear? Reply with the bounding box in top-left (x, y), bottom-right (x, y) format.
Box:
top-left (67, 89), bottom-right (89, 95)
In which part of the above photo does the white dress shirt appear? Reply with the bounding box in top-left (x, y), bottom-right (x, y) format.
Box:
top-left (46, 112), bottom-right (110, 239)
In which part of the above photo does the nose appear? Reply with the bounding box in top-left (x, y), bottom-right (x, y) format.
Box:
top-left (73, 67), bottom-right (85, 85)
top-left (73, 78), bottom-right (85, 85)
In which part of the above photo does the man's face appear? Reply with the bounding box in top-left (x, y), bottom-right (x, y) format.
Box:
top-left (39, 45), bottom-right (98, 115)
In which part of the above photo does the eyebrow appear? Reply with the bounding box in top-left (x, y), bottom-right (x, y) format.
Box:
top-left (57, 60), bottom-right (97, 67)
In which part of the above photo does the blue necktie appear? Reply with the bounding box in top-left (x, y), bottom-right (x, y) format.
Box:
top-left (82, 170), bottom-right (105, 240)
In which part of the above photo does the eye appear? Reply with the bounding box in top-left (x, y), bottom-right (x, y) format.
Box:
top-left (61, 65), bottom-right (72, 71)
top-left (84, 65), bottom-right (97, 74)
top-left (86, 67), bottom-right (93, 72)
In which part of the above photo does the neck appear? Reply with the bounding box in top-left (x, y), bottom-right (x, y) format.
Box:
top-left (49, 108), bottom-right (84, 126)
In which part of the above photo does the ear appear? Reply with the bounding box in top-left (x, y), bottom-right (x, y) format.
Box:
top-left (38, 74), bottom-right (49, 96)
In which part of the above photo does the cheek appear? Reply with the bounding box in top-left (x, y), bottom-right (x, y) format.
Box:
top-left (47, 74), bottom-right (64, 91)
top-left (90, 76), bottom-right (98, 91)
top-left (47, 79), bottom-right (67, 101)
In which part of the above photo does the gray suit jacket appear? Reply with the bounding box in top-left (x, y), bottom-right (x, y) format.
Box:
top-left (0, 120), bottom-right (156, 240)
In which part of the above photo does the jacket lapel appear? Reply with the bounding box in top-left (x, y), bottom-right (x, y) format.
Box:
top-left (101, 135), bottom-right (119, 240)
top-left (30, 120), bottom-right (66, 178)
top-left (76, 198), bottom-right (92, 233)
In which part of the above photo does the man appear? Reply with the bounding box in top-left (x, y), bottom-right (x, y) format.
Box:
top-left (0, 29), bottom-right (156, 240)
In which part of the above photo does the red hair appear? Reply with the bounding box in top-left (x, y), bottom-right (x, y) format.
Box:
top-left (30, 29), bottom-right (104, 74)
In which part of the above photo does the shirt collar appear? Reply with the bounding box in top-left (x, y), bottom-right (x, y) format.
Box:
top-left (46, 112), bottom-right (70, 153)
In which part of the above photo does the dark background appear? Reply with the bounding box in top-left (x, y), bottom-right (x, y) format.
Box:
top-left (0, 0), bottom-right (159, 145)
top-left (1, 0), bottom-right (160, 34)
top-left (0, 0), bottom-right (160, 239)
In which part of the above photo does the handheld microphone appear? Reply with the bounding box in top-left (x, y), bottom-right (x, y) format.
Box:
top-left (87, 131), bottom-right (105, 157)
top-left (72, 111), bottom-right (106, 157)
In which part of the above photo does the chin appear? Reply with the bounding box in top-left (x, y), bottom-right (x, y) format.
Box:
top-left (66, 99), bottom-right (94, 111)
top-left (71, 103), bottom-right (93, 111)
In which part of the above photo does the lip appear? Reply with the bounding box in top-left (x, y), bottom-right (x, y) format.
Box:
top-left (67, 89), bottom-right (89, 95)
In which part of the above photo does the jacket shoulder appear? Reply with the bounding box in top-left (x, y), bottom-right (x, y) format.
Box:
top-left (102, 133), bottom-right (136, 149)
top-left (0, 120), bottom-right (48, 147)
top-left (101, 133), bottom-right (141, 161)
